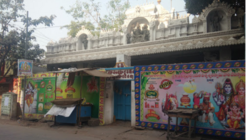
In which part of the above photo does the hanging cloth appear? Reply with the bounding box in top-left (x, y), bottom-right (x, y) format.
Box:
top-left (67, 72), bottom-right (75, 87)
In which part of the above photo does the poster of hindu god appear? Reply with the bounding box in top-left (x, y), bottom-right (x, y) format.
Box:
top-left (18, 59), bottom-right (33, 76)
top-left (134, 60), bottom-right (245, 139)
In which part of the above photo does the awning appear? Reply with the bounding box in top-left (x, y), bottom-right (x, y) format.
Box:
top-left (83, 69), bottom-right (118, 77)
top-left (52, 68), bottom-right (118, 78)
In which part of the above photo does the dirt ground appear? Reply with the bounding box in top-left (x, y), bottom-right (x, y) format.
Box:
top-left (0, 119), bottom-right (168, 140)
top-left (0, 119), bottom-right (240, 140)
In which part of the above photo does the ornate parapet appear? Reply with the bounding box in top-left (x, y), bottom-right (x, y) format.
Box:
top-left (45, 0), bottom-right (242, 59)
top-left (198, 0), bottom-right (235, 33)
top-left (43, 29), bottom-right (244, 64)
top-left (199, 0), bottom-right (235, 21)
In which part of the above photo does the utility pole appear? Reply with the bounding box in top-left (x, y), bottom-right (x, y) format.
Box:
top-left (22, 11), bottom-right (28, 120)
top-left (25, 11), bottom-right (28, 59)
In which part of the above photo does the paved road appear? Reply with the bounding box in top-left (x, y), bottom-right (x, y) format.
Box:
top-left (0, 124), bottom-right (100, 140)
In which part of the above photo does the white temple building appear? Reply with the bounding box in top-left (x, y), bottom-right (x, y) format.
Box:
top-left (42, 0), bottom-right (245, 70)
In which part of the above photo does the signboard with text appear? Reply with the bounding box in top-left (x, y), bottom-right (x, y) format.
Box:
top-left (106, 68), bottom-right (134, 80)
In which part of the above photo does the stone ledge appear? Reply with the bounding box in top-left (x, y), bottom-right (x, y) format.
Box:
top-left (46, 29), bottom-right (243, 58)
top-left (42, 32), bottom-right (244, 64)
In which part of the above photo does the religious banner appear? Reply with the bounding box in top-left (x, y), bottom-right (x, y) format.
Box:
top-left (134, 60), bottom-right (245, 139)
top-left (21, 73), bottom-right (104, 121)
top-left (18, 59), bottom-right (33, 76)
top-left (81, 76), bottom-right (100, 118)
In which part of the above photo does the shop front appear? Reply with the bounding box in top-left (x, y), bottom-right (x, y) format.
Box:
top-left (20, 70), bottom-right (109, 125)
top-left (101, 66), bottom-right (135, 126)
top-left (134, 60), bottom-right (245, 139)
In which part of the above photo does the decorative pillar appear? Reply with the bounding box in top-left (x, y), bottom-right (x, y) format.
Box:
top-left (121, 25), bottom-right (127, 45)
top-left (153, 27), bottom-right (156, 41)
top-left (161, 28), bottom-right (165, 39)
top-left (76, 40), bottom-right (79, 51)
top-left (227, 16), bottom-right (232, 31)
top-left (73, 43), bottom-right (76, 51)
top-left (169, 27), bottom-right (172, 36)
top-left (123, 32), bottom-right (127, 45)
top-left (202, 20), bottom-right (207, 33)
top-left (149, 21), bottom-right (156, 41)
top-left (194, 23), bottom-right (198, 34)
top-left (82, 42), bottom-right (85, 50)
top-left (87, 38), bottom-right (91, 50)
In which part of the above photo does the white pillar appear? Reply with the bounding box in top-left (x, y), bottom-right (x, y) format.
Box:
top-left (150, 27), bottom-right (155, 41)
top-left (76, 41), bottom-right (79, 51)
top-left (149, 21), bottom-right (156, 41)
top-left (203, 20), bottom-right (207, 33)
top-left (153, 27), bottom-right (156, 41)
top-left (122, 25), bottom-right (127, 45)
top-left (227, 16), bottom-right (231, 30)
top-left (103, 81), bottom-right (114, 124)
top-left (116, 54), bottom-right (131, 67)
top-left (88, 39), bottom-right (91, 50)
top-left (131, 80), bottom-right (135, 127)
top-left (123, 34), bottom-right (127, 45)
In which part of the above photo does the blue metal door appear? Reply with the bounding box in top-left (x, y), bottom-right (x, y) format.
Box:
top-left (114, 81), bottom-right (131, 120)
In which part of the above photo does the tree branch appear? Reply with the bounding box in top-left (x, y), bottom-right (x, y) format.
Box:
top-left (0, 61), bottom-right (16, 81)
top-left (0, 45), bottom-right (11, 74)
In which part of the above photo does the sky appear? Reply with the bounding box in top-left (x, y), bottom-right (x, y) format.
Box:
top-left (22, 0), bottom-right (187, 51)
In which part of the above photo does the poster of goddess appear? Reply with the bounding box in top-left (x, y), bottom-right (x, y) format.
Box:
top-left (18, 59), bottom-right (33, 76)
top-left (134, 60), bottom-right (245, 139)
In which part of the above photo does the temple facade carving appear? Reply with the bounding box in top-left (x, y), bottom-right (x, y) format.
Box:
top-left (44, 0), bottom-right (244, 65)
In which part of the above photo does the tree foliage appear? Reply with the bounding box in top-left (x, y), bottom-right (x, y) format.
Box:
top-left (61, 0), bottom-right (130, 37)
top-left (63, 21), bottom-right (95, 37)
top-left (184, 0), bottom-right (245, 15)
top-left (0, 0), bottom-right (56, 78)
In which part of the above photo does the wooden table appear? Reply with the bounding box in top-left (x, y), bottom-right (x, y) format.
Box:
top-left (166, 108), bottom-right (199, 140)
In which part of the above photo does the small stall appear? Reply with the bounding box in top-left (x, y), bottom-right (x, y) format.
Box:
top-left (20, 68), bottom-right (116, 126)
top-left (166, 108), bottom-right (199, 140)
top-left (47, 99), bottom-right (84, 124)
top-left (45, 68), bottom-right (117, 126)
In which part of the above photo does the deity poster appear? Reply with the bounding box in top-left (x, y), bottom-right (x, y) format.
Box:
top-left (134, 60), bottom-right (245, 139)
top-left (18, 59), bottom-right (33, 76)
